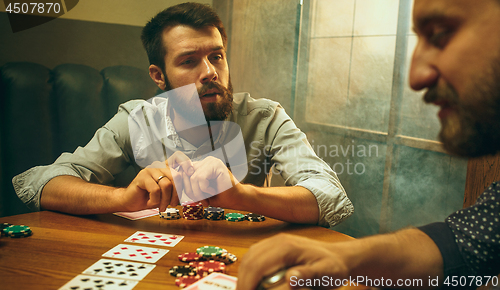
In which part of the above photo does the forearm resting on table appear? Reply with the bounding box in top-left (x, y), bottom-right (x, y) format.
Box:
top-left (234, 184), bottom-right (319, 224)
top-left (337, 228), bottom-right (444, 289)
top-left (41, 175), bottom-right (124, 215)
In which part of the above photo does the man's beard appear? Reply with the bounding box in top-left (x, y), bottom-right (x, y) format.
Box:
top-left (165, 78), bottom-right (233, 124)
top-left (423, 59), bottom-right (500, 157)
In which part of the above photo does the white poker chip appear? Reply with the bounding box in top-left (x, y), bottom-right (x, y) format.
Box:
top-left (163, 208), bottom-right (179, 214)
top-left (160, 208), bottom-right (181, 219)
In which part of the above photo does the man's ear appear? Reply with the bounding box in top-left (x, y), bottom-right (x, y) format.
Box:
top-left (149, 64), bottom-right (166, 90)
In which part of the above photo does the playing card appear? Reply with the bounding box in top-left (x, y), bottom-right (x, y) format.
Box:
top-left (58, 274), bottom-right (138, 290)
top-left (102, 244), bottom-right (169, 263)
top-left (82, 259), bottom-right (156, 281)
top-left (124, 231), bottom-right (184, 247)
top-left (184, 273), bottom-right (237, 290)
top-left (113, 208), bottom-right (159, 220)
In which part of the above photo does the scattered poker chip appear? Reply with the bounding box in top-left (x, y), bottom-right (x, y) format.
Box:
top-left (3, 225), bottom-right (32, 238)
top-left (169, 265), bottom-right (197, 277)
top-left (196, 246), bottom-right (226, 259)
top-left (196, 260), bottom-right (226, 276)
top-left (212, 251), bottom-right (238, 264)
top-left (246, 213), bottom-right (266, 222)
top-left (225, 212), bottom-right (246, 222)
top-left (175, 275), bottom-right (201, 288)
top-left (225, 253), bottom-right (238, 264)
top-left (178, 252), bottom-right (201, 263)
top-left (212, 251), bottom-right (228, 262)
top-left (160, 208), bottom-right (181, 220)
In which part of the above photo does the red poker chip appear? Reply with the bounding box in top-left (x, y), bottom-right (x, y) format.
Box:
top-left (188, 261), bottom-right (205, 268)
top-left (182, 204), bottom-right (204, 220)
top-left (178, 252), bottom-right (201, 262)
top-left (176, 275), bottom-right (201, 288)
top-left (183, 211), bottom-right (202, 215)
top-left (182, 202), bottom-right (203, 208)
top-left (183, 212), bottom-right (203, 216)
top-left (197, 260), bottom-right (226, 276)
top-left (183, 207), bottom-right (202, 211)
top-left (183, 216), bottom-right (204, 220)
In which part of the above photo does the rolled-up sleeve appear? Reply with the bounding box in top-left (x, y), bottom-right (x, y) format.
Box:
top-left (266, 106), bottom-right (354, 227)
top-left (12, 101), bottom-right (141, 211)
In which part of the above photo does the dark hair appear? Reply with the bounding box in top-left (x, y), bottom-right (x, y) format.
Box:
top-left (141, 2), bottom-right (227, 73)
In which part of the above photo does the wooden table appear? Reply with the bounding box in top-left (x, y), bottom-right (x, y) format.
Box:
top-left (0, 210), bottom-right (366, 289)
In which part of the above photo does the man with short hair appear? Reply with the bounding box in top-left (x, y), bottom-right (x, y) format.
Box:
top-left (237, 0), bottom-right (500, 288)
top-left (13, 2), bottom-right (353, 228)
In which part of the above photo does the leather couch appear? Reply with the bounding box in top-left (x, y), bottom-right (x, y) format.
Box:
top-left (0, 62), bottom-right (160, 217)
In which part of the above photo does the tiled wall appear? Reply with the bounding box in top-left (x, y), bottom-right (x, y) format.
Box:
top-left (303, 0), bottom-right (467, 237)
top-left (306, 0), bottom-right (398, 132)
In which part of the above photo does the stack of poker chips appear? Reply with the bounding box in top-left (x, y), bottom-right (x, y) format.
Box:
top-left (182, 202), bottom-right (204, 220)
top-left (1, 224), bottom-right (32, 238)
top-left (172, 246), bottom-right (237, 287)
top-left (204, 207), bottom-right (225, 220)
top-left (159, 208), bottom-right (181, 220)
top-left (245, 213), bottom-right (266, 222)
top-left (196, 245), bottom-right (237, 265)
top-left (178, 247), bottom-right (237, 266)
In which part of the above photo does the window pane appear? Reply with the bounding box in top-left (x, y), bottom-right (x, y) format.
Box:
top-left (353, 0), bottom-right (399, 36)
top-left (347, 36), bottom-right (396, 132)
top-left (306, 37), bottom-right (351, 126)
top-left (312, 0), bottom-right (355, 37)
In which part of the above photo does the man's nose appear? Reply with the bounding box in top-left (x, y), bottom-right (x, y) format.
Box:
top-left (409, 41), bottom-right (439, 91)
top-left (200, 58), bottom-right (218, 84)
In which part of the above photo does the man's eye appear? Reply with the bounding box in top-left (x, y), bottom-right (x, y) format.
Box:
top-left (428, 27), bottom-right (453, 49)
top-left (211, 55), bottom-right (223, 61)
top-left (181, 59), bottom-right (194, 65)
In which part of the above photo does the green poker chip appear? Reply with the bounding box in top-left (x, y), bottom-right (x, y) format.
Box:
top-left (196, 246), bottom-right (226, 258)
top-left (225, 213), bottom-right (245, 222)
top-left (3, 225), bottom-right (32, 238)
top-left (3, 225), bottom-right (30, 234)
top-left (8, 231), bottom-right (33, 238)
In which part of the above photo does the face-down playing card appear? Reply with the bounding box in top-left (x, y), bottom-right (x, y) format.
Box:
top-left (58, 274), bottom-right (139, 290)
top-left (124, 231), bottom-right (184, 247)
top-left (102, 244), bottom-right (169, 263)
top-left (82, 258), bottom-right (156, 281)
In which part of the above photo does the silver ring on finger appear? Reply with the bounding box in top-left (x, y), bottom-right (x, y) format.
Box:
top-left (157, 175), bottom-right (166, 183)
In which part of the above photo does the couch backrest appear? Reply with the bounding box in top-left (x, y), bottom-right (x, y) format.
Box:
top-left (0, 62), bottom-right (159, 217)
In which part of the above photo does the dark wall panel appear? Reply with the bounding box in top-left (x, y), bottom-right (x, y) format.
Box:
top-left (0, 12), bottom-right (149, 71)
